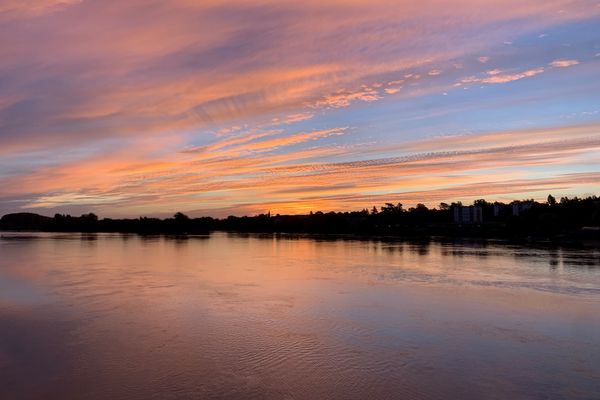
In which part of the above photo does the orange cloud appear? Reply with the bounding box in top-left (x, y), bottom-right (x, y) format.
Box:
top-left (273, 113), bottom-right (315, 125)
top-left (549, 59), bottom-right (580, 68)
top-left (4, 122), bottom-right (599, 217)
top-left (3, 0), bottom-right (598, 155)
top-left (311, 87), bottom-right (382, 109)
top-left (461, 67), bottom-right (544, 84)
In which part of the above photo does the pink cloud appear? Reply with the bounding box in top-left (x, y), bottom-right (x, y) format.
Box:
top-left (311, 87), bottom-right (382, 109)
top-left (5, 122), bottom-right (599, 216)
top-left (549, 59), bottom-right (580, 68)
top-left (278, 113), bottom-right (315, 125)
top-left (461, 67), bottom-right (544, 85)
top-left (2, 0), bottom-right (597, 155)
top-left (0, 0), bottom-right (80, 17)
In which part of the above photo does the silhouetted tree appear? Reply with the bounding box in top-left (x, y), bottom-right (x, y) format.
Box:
top-left (381, 203), bottom-right (403, 214)
top-left (2, 195), bottom-right (599, 243)
top-left (173, 212), bottom-right (189, 221)
top-left (473, 199), bottom-right (489, 207)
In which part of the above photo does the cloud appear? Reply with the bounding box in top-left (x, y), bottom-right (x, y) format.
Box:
top-left (1, 0), bottom-right (598, 155)
top-left (289, 172), bottom-right (600, 211)
top-left (549, 59), bottom-right (580, 68)
top-left (461, 67), bottom-right (544, 85)
top-left (276, 112), bottom-right (315, 125)
top-left (4, 122), bottom-right (599, 217)
top-left (310, 87), bottom-right (382, 109)
top-left (0, 0), bottom-right (80, 18)
top-left (224, 128), bottom-right (347, 153)
top-left (478, 56), bottom-right (490, 63)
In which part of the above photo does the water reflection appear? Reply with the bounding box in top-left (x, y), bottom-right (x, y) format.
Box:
top-left (0, 232), bottom-right (599, 399)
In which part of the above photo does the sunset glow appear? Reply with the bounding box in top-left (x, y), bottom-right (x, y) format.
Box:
top-left (1, 0), bottom-right (600, 217)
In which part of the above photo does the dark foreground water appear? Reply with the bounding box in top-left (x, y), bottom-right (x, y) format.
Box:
top-left (0, 232), bottom-right (599, 400)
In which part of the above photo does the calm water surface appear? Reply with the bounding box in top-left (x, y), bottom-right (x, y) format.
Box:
top-left (1, 232), bottom-right (599, 399)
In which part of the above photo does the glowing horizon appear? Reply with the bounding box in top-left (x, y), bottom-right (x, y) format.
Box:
top-left (1, 0), bottom-right (600, 217)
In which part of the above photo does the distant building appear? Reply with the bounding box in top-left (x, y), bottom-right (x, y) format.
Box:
top-left (493, 204), bottom-right (502, 217)
top-left (512, 201), bottom-right (533, 217)
top-left (453, 206), bottom-right (483, 224)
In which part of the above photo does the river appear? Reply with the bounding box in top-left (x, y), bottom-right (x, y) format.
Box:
top-left (1, 232), bottom-right (599, 399)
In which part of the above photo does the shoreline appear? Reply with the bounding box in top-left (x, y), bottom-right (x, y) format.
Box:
top-left (2, 229), bottom-right (599, 249)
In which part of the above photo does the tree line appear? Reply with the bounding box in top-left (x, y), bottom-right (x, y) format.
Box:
top-left (1, 195), bottom-right (599, 243)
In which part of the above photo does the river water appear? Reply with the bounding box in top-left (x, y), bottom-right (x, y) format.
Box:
top-left (1, 232), bottom-right (599, 399)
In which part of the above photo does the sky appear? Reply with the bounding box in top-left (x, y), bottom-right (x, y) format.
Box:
top-left (1, 0), bottom-right (600, 217)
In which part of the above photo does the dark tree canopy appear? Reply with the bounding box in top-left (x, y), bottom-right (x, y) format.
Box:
top-left (1, 195), bottom-right (599, 245)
